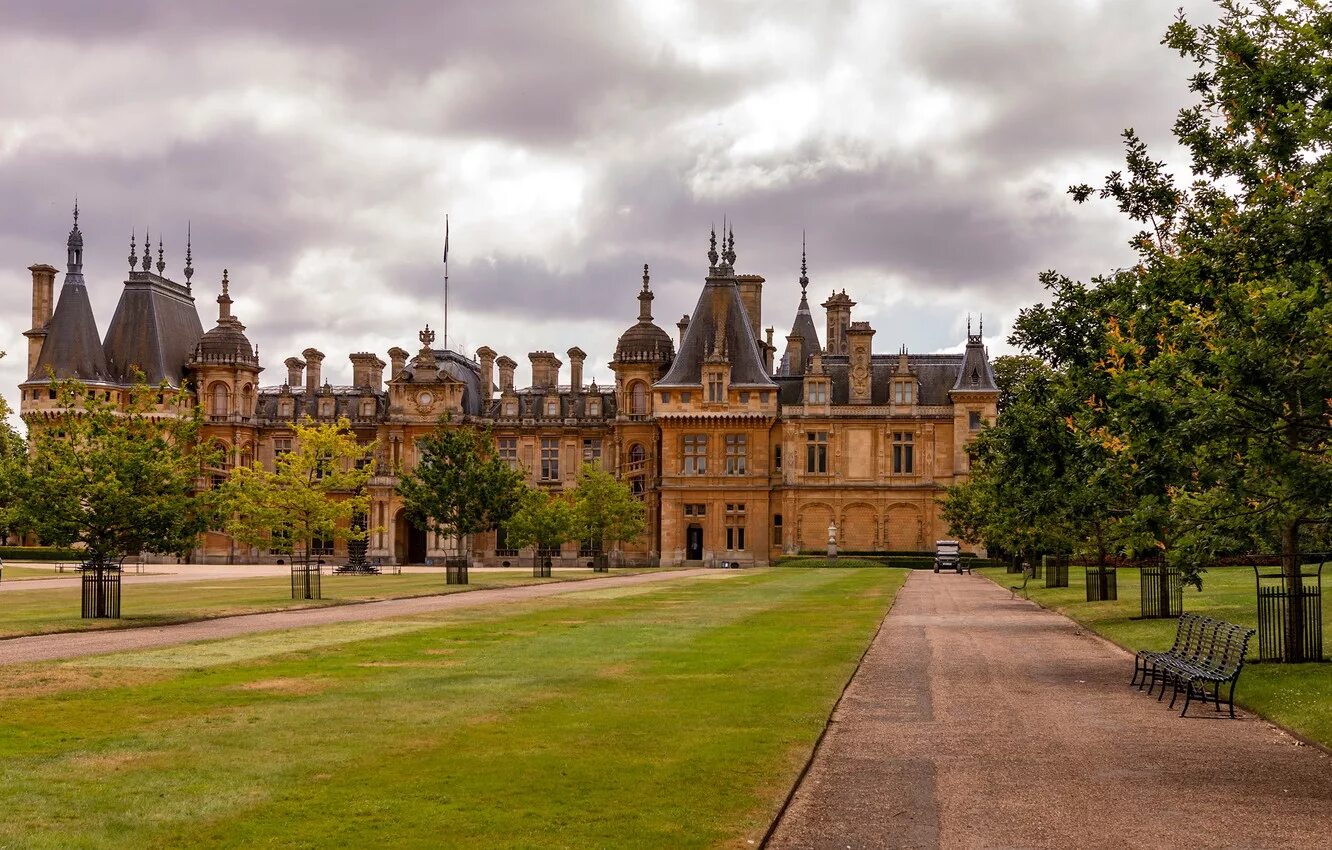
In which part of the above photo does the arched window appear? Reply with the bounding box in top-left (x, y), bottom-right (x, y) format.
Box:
top-left (239, 443), bottom-right (254, 469)
top-left (630, 382), bottom-right (647, 415)
top-left (210, 382), bottom-right (229, 418)
top-left (629, 443), bottom-right (646, 466)
top-left (241, 384), bottom-right (254, 417)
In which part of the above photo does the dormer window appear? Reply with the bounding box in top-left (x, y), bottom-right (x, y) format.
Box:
top-left (707, 371), bottom-right (724, 403)
top-left (894, 381), bottom-right (914, 405)
top-left (970, 368), bottom-right (980, 386)
top-left (588, 399), bottom-right (600, 416)
top-left (806, 381), bottom-right (828, 404)
top-left (503, 400), bottom-right (517, 417)
top-left (546, 399), bottom-right (559, 417)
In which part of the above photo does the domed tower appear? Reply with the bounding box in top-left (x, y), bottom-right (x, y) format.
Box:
top-left (610, 263), bottom-right (674, 562)
top-left (190, 268), bottom-right (262, 474)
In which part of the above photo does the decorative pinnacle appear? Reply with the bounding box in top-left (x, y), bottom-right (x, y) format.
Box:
top-left (218, 269), bottom-right (232, 321)
top-left (128, 229), bottom-right (137, 270)
top-left (642, 263), bottom-right (650, 291)
top-left (142, 227), bottom-right (152, 272)
top-left (183, 221), bottom-right (194, 284)
top-left (707, 226), bottom-right (719, 269)
top-left (799, 232), bottom-right (809, 293)
top-left (221, 268), bottom-right (230, 297)
top-left (72, 197), bottom-right (79, 228)
top-left (156, 237), bottom-right (165, 275)
top-left (724, 225), bottom-right (736, 268)
top-left (967, 314), bottom-right (972, 336)
top-left (419, 324), bottom-right (436, 349)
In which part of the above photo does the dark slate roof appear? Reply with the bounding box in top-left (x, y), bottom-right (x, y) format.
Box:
top-left (778, 290), bottom-right (822, 375)
top-left (657, 276), bottom-right (776, 387)
top-left (952, 336), bottom-right (999, 392)
top-left (255, 386), bottom-right (387, 423)
top-left (29, 271), bottom-right (111, 383)
top-left (776, 353), bottom-right (968, 407)
top-left (488, 386), bottom-right (617, 420)
top-left (103, 273), bottom-right (205, 387)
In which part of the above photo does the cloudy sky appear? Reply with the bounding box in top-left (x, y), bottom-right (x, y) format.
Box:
top-left (1, 0), bottom-right (1217, 428)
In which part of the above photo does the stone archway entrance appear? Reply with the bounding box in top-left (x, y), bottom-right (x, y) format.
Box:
top-left (395, 510), bottom-right (428, 564)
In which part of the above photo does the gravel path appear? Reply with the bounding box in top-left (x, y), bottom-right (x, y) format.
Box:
top-left (766, 570), bottom-right (1332, 849)
top-left (0, 568), bottom-right (723, 666)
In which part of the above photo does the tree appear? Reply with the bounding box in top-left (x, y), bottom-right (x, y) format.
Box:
top-left (222, 417), bottom-right (373, 586)
top-left (0, 351), bottom-right (25, 543)
top-left (14, 378), bottom-right (217, 567)
top-left (395, 420), bottom-right (526, 562)
top-left (1016, 1), bottom-right (1332, 651)
top-left (569, 462), bottom-right (646, 557)
top-left (505, 487), bottom-right (575, 561)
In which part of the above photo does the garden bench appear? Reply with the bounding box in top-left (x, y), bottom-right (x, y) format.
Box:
top-left (1009, 566), bottom-right (1034, 599)
top-left (1132, 614), bottom-right (1254, 717)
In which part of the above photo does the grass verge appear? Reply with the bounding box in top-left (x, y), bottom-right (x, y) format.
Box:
top-left (0, 568), bottom-right (664, 640)
top-left (0, 567), bottom-right (905, 849)
top-left (977, 565), bottom-right (1332, 749)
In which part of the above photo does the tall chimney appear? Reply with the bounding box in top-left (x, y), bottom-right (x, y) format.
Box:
top-left (497, 355), bottom-right (517, 392)
top-left (847, 321), bottom-right (876, 404)
top-left (303, 348), bottom-right (324, 398)
top-left (476, 346), bottom-right (496, 402)
top-left (764, 327), bottom-right (775, 374)
top-left (25, 264), bottom-right (57, 375)
top-left (528, 351), bottom-right (561, 389)
top-left (388, 347), bottom-right (409, 380)
top-left (785, 334), bottom-right (804, 377)
top-left (350, 352), bottom-right (385, 390)
top-left (677, 314), bottom-right (690, 348)
top-left (736, 274), bottom-right (764, 340)
top-left (567, 346), bottom-right (586, 394)
top-left (284, 356), bottom-right (305, 388)
top-left (822, 290), bottom-right (856, 356)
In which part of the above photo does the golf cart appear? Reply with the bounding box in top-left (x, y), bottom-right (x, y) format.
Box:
top-left (934, 540), bottom-right (962, 574)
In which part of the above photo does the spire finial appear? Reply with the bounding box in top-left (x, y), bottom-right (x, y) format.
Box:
top-left (799, 231), bottom-right (809, 294)
top-left (725, 224), bottom-right (736, 268)
top-left (66, 199), bottom-right (85, 275)
top-left (156, 236), bottom-right (165, 275)
top-left (218, 268), bottom-right (232, 321)
top-left (72, 197), bottom-right (79, 227)
top-left (707, 225), bottom-right (719, 270)
top-left (183, 221), bottom-right (194, 284)
top-left (978, 313), bottom-right (984, 336)
top-left (638, 263), bottom-right (654, 321)
top-left (642, 263), bottom-right (650, 292)
top-left (128, 228), bottom-right (137, 271)
top-left (142, 227), bottom-right (152, 272)
top-left (967, 314), bottom-right (972, 337)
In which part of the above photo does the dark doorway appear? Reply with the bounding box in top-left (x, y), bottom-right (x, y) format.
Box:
top-left (395, 510), bottom-right (429, 564)
top-left (686, 524), bottom-right (704, 561)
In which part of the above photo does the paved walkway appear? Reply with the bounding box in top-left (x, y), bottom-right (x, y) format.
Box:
top-left (0, 568), bottom-right (723, 666)
top-left (767, 571), bottom-right (1332, 849)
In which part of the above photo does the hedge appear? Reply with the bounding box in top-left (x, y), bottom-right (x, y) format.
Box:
top-left (0, 546), bottom-right (83, 562)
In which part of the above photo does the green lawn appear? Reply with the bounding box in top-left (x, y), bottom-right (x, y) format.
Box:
top-left (978, 565), bottom-right (1332, 748)
top-left (0, 567), bottom-right (905, 849)
top-left (0, 569), bottom-right (664, 640)
top-left (1, 565), bottom-right (84, 581)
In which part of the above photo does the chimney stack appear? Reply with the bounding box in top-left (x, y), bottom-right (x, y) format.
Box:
top-left (567, 347), bottom-right (586, 394)
top-left (303, 348), bottom-right (325, 398)
top-left (785, 333), bottom-right (804, 377)
top-left (284, 356), bottom-right (305, 388)
top-left (476, 346), bottom-right (496, 402)
top-left (497, 355), bottom-right (517, 392)
top-left (387, 347), bottom-right (409, 380)
top-left (764, 327), bottom-right (775, 374)
top-left (736, 274), bottom-right (764, 340)
top-left (847, 321), bottom-right (876, 404)
top-left (350, 352), bottom-right (386, 391)
top-left (822, 290), bottom-right (856, 356)
top-left (677, 314), bottom-right (690, 348)
top-left (25, 264), bottom-right (57, 375)
top-left (528, 351), bottom-right (562, 389)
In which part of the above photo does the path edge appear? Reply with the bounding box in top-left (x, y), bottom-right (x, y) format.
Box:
top-left (757, 570), bottom-right (911, 848)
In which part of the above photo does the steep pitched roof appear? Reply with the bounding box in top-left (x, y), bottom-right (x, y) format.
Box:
top-left (103, 273), bottom-right (205, 387)
top-left (656, 276), bottom-right (776, 387)
top-left (29, 271), bottom-right (111, 383)
top-left (951, 333), bottom-right (999, 393)
top-left (778, 290), bottom-right (822, 375)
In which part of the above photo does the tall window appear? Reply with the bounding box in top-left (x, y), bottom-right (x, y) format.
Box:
top-left (630, 382), bottom-right (647, 415)
top-left (503, 400), bottom-right (517, 417)
top-left (683, 434), bottom-right (708, 474)
top-left (583, 438), bottom-right (602, 464)
top-left (969, 410), bottom-right (983, 430)
top-left (587, 398), bottom-right (600, 416)
top-left (628, 443), bottom-right (646, 498)
top-left (774, 445), bottom-right (782, 470)
top-left (806, 432), bottom-right (828, 473)
top-left (498, 437), bottom-right (518, 468)
top-left (725, 503), bottom-right (746, 550)
top-left (724, 434), bottom-right (747, 475)
top-left (707, 372), bottom-right (724, 402)
top-left (894, 381), bottom-right (914, 404)
top-left (540, 438), bottom-right (560, 480)
top-left (546, 399), bottom-right (559, 417)
top-left (274, 437), bottom-right (292, 459)
top-left (806, 381), bottom-right (828, 404)
top-left (773, 514), bottom-right (783, 547)
top-left (893, 431), bottom-right (915, 474)
top-left (210, 382), bottom-right (229, 418)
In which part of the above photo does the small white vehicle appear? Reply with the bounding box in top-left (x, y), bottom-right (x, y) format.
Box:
top-left (934, 540), bottom-right (962, 574)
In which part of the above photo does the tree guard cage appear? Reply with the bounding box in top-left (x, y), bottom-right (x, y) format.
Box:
top-left (1043, 554), bottom-right (1069, 588)
top-left (1254, 555), bottom-right (1325, 663)
top-left (1138, 561), bottom-right (1183, 619)
top-left (291, 553), bottom-right (321, 600)
top-left (445, 557), bottom-right (469, 585)
top-left (81, 558), bottom-right (121, 619)
top-left (533, 554), bottom-right (552, 578)
top-left (1085, 564), bottom-right (1118, 601)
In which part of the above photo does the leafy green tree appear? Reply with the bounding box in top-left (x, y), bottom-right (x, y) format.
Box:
top-left (505, 487), bottom-right (575, 560)
top-left (14, 379), bottom-right (217, 567)
top-left (569, 462), bottom-right (646, 557)
top-left (0, 351), bottom-right (25, 542)
top-left (222, 417), bottom-right (373, 576)
top-left (1015, 1), bottom-right (1332, 646)
top-left (395, 420), bottom-right (526, 563)
top-left (993, 355), bottom-right (1049, 414)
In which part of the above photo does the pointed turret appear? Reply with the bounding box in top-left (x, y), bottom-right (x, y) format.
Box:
top-left (30, 204), bottom-right (111, 382)
top-left (779, 235), bottom-right (822, 376)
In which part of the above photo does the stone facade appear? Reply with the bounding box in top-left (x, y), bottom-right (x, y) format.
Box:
top-left (18, 216), bottom-right (997, 565)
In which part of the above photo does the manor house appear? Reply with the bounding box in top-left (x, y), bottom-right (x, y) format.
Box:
top-left (19, 212), bottom-right (997, 565)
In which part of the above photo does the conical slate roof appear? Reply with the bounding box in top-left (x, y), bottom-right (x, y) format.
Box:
top-left (951, 328), bottom-right (998, 393)
top-left (103, 274), bottom-right (205, 386)
top-left (657, 275), bottom-right (776, 387)
top-left (30, 272), bottom-right (110, 382)
top-left (778, 290), bottom-right (822, 375)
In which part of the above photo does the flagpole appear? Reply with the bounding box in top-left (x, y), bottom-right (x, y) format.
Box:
top-left (443, 214), bottom-right (450, 351)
